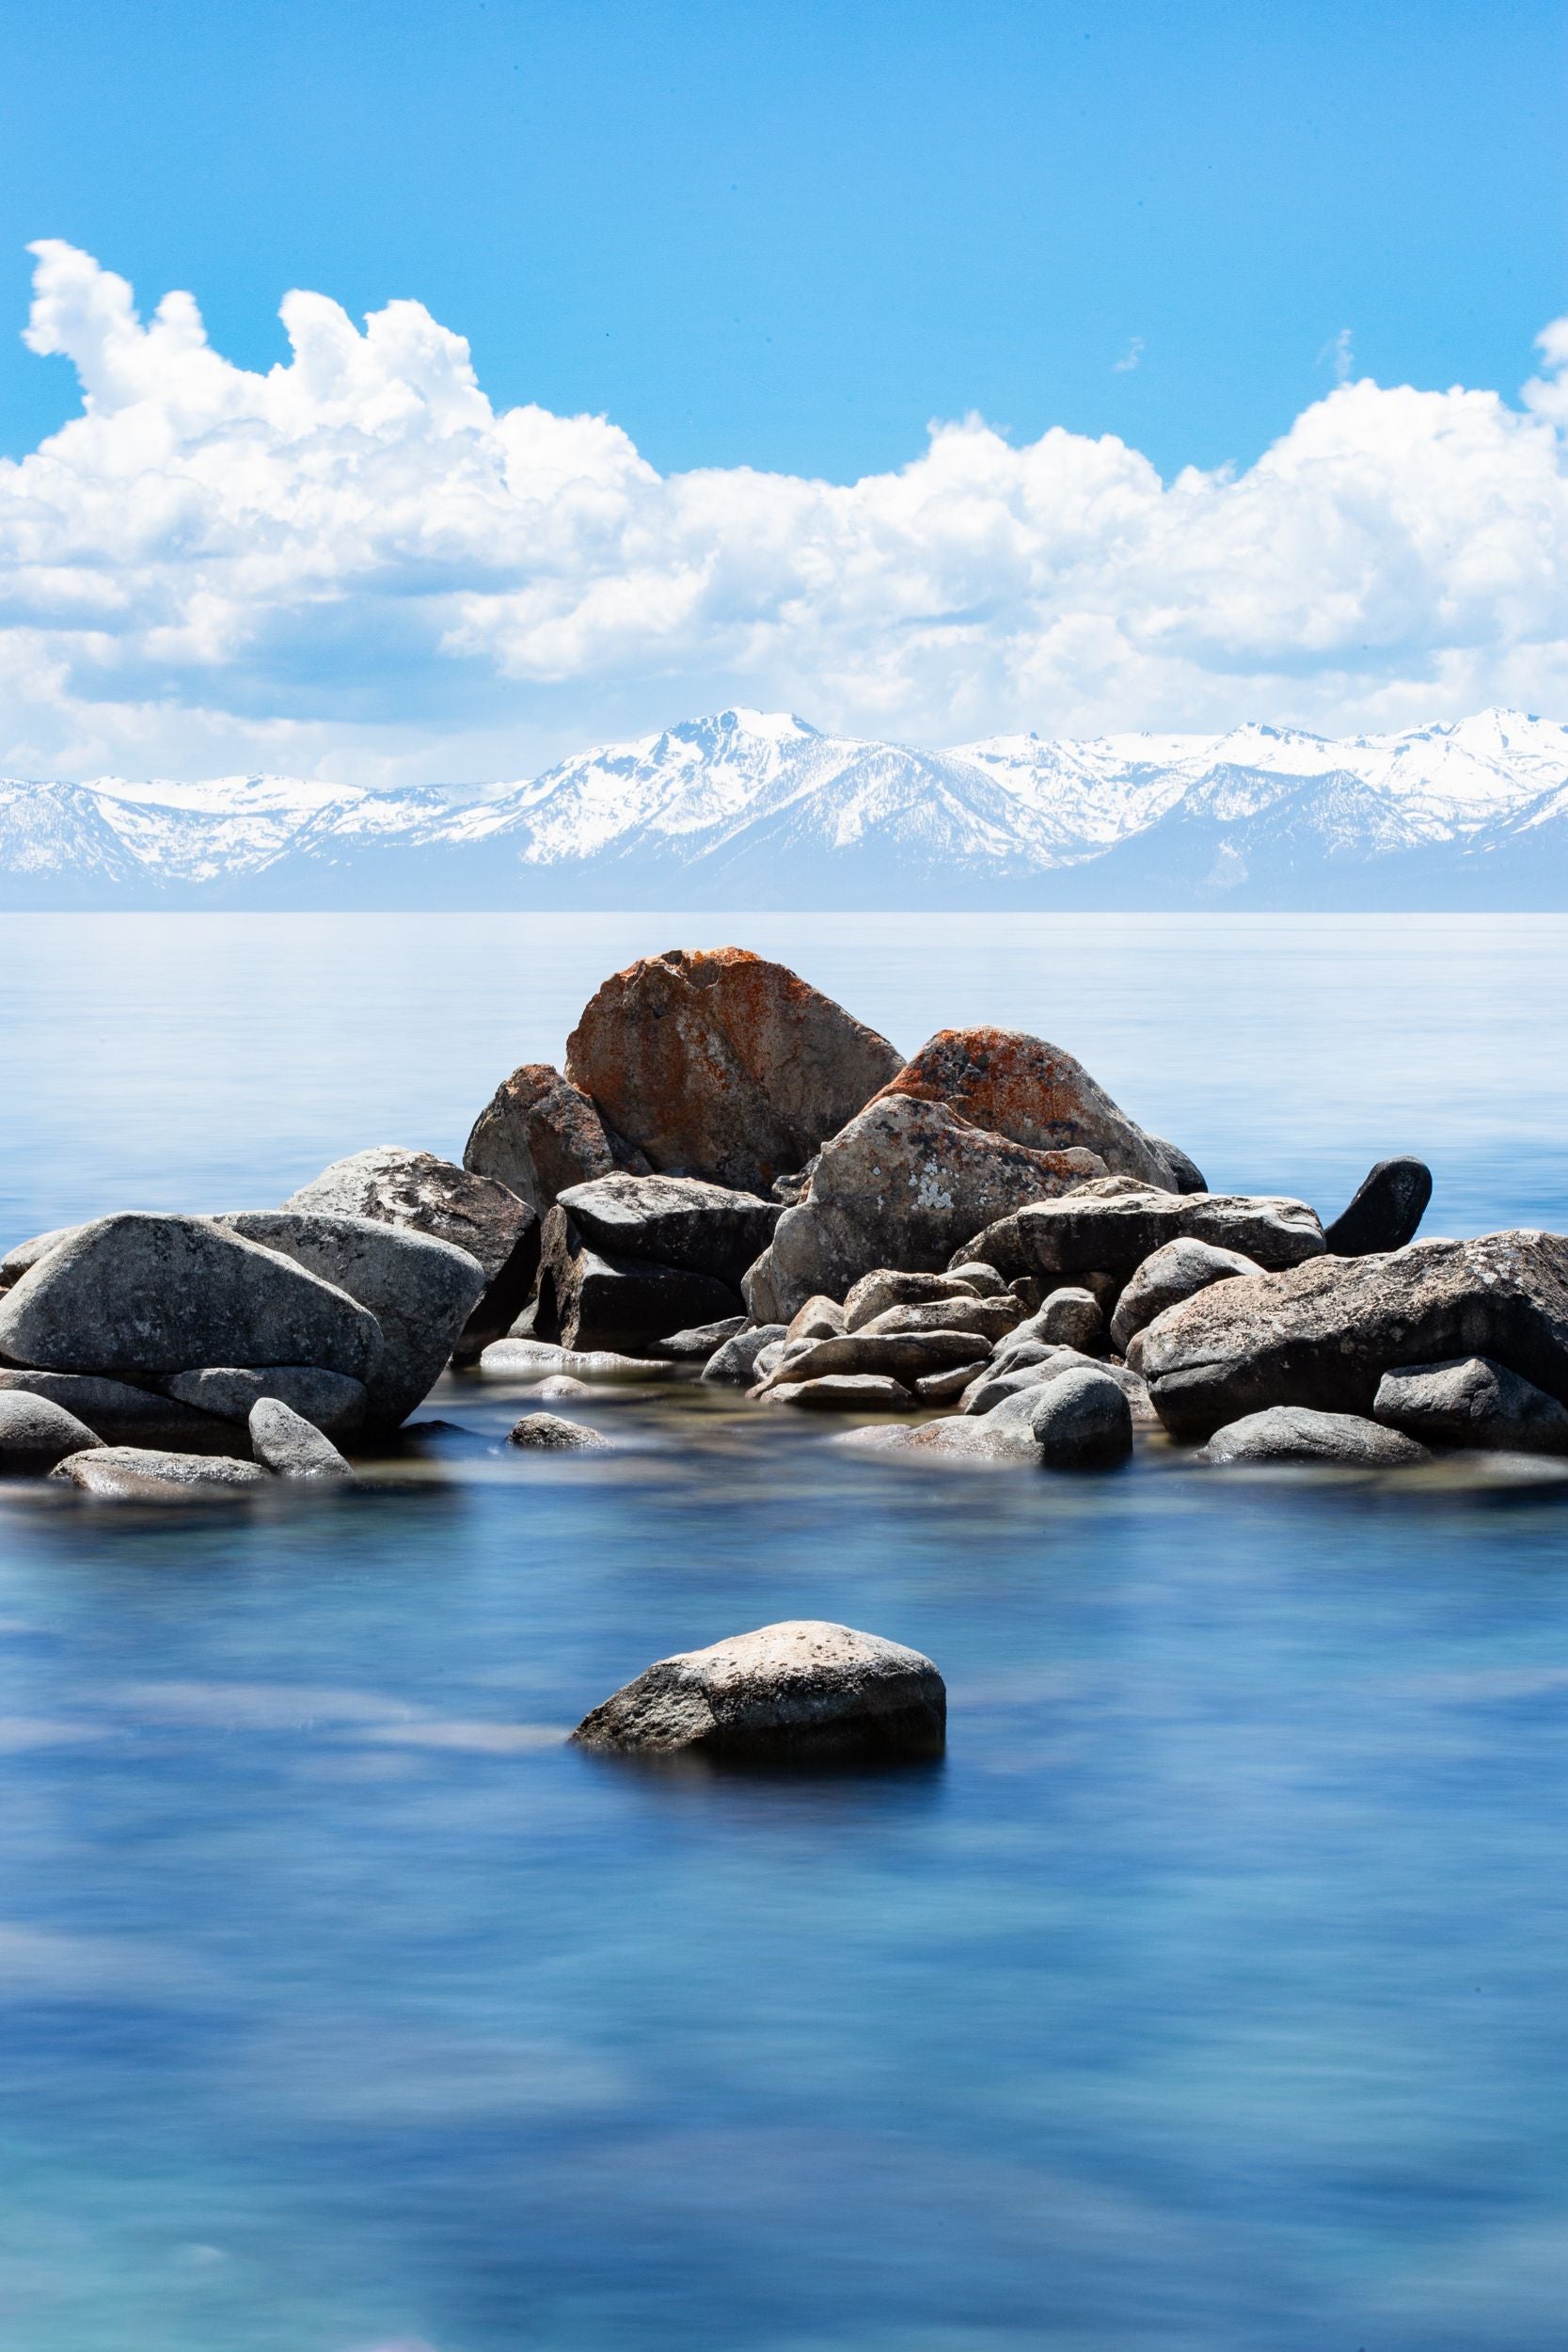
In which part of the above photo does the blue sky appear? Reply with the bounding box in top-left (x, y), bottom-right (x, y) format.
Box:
top-left (6, 0), bottom-right (1562, 482)
top-left (1, 0), bottom-right (1565, 780)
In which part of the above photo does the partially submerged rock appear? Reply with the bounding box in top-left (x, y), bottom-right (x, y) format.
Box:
top-left (874, 1027), bottom-right (1203, 1192)
top-left (50, 1447), bottom-right (268, 1501)
top-left (1028, 1366), bottom-right (1133, 1469)
top-left (571, 1620), bottom-right (945, 1764)
top-left (1141, 1232), bottom-right (1568, 1440)
top-left (565, 947), bottom-right (904, 1195)
top-left (0, 1391), bottom-right (104, 1475)
top-left (1373, 1356), bottom-right (1568, 1454)
top-left (761, 1373), bottom-right (915, 1411)
top-left (508, 1412), bottom-right (613, 1452)
top-left (700, 1324), bottom-right (788, 1386)
top-left (464, 1062), bottom-right (649, 1216)
top-left (479, 1339), bottom-right (674, 1383)
top-left (1323, 1157), bottom-right (1433, 1258)
top-left (0, 1369), bottom-right (243, 1454)
top-left (247, 1397), bottom-right (355, 1481)
top-left (555, 1171), bottom-right (779, 1291)
top-left (754, 1328), bottom-right (987, 1393)
top-left (1200, 1408), bottom-right (1430, 1468)
top-left (752, 1095), bottom-right (1104, 1322)
top-left (162, 1365), bottom-right (367, 1442)
top-left (959, 1188), bottom-right (1324, 1284)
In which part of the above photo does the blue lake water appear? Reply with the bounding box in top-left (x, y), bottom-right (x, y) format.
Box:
top-left (1, 913), bottom-right (1566, 2352)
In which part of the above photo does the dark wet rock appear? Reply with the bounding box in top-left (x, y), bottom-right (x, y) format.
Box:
top-left (0, 1214), bottom-right (382, 1383)
top-left (507, 1412), bottom-right (613, 1452)
top-left (754, 1328), bottom-right (989, 1393)
top-left (843, 1268), bottom-right (985, 1329)
top-left (701, 1324), bottom-right (788, 1387)
top-left (161, 1365), bottom-right (367, 1442)
top-left (0, 1369), bottom-right (243, 1454)
top-left (565, 946), bottom-right (905, 1196)
top-left (958, 1187), bottom-right (1324, 1285)
top-left (858, 1296), bottom-right (1021, 1344)
top-left (786, 1295), bottom-right (847, 1343)
top-left (282, 1146), bottom-right (540, 1360)
top-left (464, 1062), bottom-right (649, 1216)
top-left (534, 1206), bottom-right (742, 1355)
top-left (873, 1029), bottom-right (1201, 1191)
top-left (50, 1446), bottom-right (267, 1500)
top-left (1108, 1238), bottom-right (1264, 1354)
top-left (0, 1391), bottom-right (103, 1474)
top-left (248, 1397), bottom-right (354, 1481)
top-left (571, 1619), bottom-right (945, 1764)
top-left (761, 1373), bottom-right (916, 1411)
top-left (1200, 1407), bottom-right (1430, 1468)
top-left (1373, 1356), bottom-right (1568, 1454)
top-left (1323, 1157), bottom-right (1433, 1258)
top-left (556, 1171), bottom-right (780, 1291)
top-left (752, 1095), bottom-right (1103, 1323)
top-left (1141, 1232), bottom-right (1568, 1441)
top-left (1029, 1366), bottom-right (1133, 1468)
top-left (648, 1314), bottom-right (749, 1362)
top-left (221, 1211), bottom-right (484, 1429)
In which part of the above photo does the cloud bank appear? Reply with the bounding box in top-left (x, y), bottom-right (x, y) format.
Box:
top-left (4, 241), bottom-right (1568, 783)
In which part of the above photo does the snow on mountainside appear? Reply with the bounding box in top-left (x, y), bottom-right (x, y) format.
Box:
top-left (3, 708), bottom-right (1568, 910)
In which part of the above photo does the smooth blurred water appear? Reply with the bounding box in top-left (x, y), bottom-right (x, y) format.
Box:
top-left (1, 914), bottom-right (1566, 2352)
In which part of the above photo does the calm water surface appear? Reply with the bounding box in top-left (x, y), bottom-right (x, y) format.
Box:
top-left (1, 914), bottom-right (1566, 2352)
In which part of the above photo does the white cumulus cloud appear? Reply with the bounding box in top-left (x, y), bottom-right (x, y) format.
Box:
top-left (3, 240), bottom-right (1568, 783)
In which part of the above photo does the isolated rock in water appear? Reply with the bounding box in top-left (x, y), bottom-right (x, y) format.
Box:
top-left (874, 1027), bottom-right (1203, 1192)
top-left (1026, 1286), bottom-right (1105, 1353)
top-left (507, 1411), bottom-right (612, 1452)
top-left (464, 1062), bottom-right (650, 1216)
top-left (564, 946), bottom-right (905, 1195)
top-left (220, 1211), bottom-right (483, 1428)
top-left (756, 1095), bottom-right (1104, 1322)
top-left (571, 1619), bottom-right (945, 1763)
top-left (284, 1146), bottom-right (539, 1358)
top-left (786, 1295), bottom-right (847, 1342)
top-left (1373, 1356), bottom-right (1568, 1454)
top-left (0, 1224), bottom-right (83, 1289)
top-left (756, 1328), bottom-right (988, 1392)
top-left (1200, 1407), bottom-right (1429, 1468)
top-left (1029, 1367), bottom-right (1134, 1468)
top-left (649, 1314), bottom-right (749, 1361)
top-left (534, 1206), bottom-right (741, 1354)
top-left (1323, 1157), bottom-right (1433, 1257)
top-left (0, 1391), bottom-right (104, 1474)
top-left (1108, 1237), bottom-right (1263, 1353)
top-left (50, 1447), bottom-right (267, 1500)
top-left (843, 1268), bottom-right (986, 1329)
top-left (248, 1396), bottom-right (355, 1481)
top-left (858, 1296), bottom-right (1021, 1343)
top-left (959, 1188), bottom-right (1324, 1284)
top-left (1140, 1232), bottom-right (1568, 1440)
top-left (555, 1172), bottom-right (780, 1291)
top-left (700, 1324), bottom-right (788, 1386)
top-left (762, 1373), bottom-right (916, 1411)
top-left (538, 1373), bottom-right (593, 1398)
top-left (0, 1369), bottom-right (244, 1454)
top-left (0, 1214), bottom-right (383, 1382)
top-left (162, 1366), bottom-right (367, 1442)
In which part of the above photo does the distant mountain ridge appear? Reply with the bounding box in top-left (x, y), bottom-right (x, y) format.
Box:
top-left (5, 707), bottom-right (1568, 910)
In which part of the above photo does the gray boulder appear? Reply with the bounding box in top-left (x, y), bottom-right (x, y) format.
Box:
top-left (1373, 1356), bottom-right (1568, 1454)
top-left (751, 1094), bottom-right (1105, 1323)
top-left (162, 1365), bottom-right (367, 1442)
top-left (1141, 1232), bottom-right (1568, 1440)
top-left (914, 1359), bottom-right (990, 1402)
top-left (534, 1205), bottom-right (742, 1354)
top-left (571, 1619), bottom-right (945, 1763)
top-left (555, 1171), bottom-right (780, 1291)
top-left (649, 1315), bottom-right (749, 1361)
top-left (1108, 1238), bottom-right (1263, 1353)
top-left (507, 1412), bottom-right (613, 1452)
top-left (0, 1214), bottom-right (382, 1382)
top-left (1200, 1407), bottom-right (1429, 1468)
top-left (761, 1373), bottom-right (916, 1411)
top-left (701, 1324), bottom-right (788, 1386)
top-left (1029, 1367), bottom-right (1134, 1468)
top-left (1323, 1157), bottom-right (1433, 1257)
top-left (0, 1369), bottom-right (243, 1453)
top-left (946, 1260), bottom-right (1008, 1297)
top-left (1024, 1286), bottom-right (1105, 1353)
top-left (785, 1295), bottom-right (847, 1342)
top-left (754, 1328), bottom-right (988, 1394)
top-left (0, 1224), bottom-right (82, 1288)
top-left (843, 1268), bottom-right (987, 1329)
top-left (858, 1296), bottom-right (1021, 1343)
top-left (220, 1211), bottom-right (483, 1428)
top-left (0, 1391), bottom-right (104, 1474)
top-left (51, 1447), bottom-right (267, 1500)
top-left (958, 1187), bottom-right (1324, 1284)
top-left (283, 1146), bottom-right (539, 1359)
top-left (248, 1397), bottom-right (355, 1481)
top-left (464, 1062), bottom-right (649, 1216)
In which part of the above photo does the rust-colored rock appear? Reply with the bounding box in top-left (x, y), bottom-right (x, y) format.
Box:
top-left (564, 946), bottom-right (904, 1197)
top-left (874, 1028), bottom-right (1201, 1192)
top-left (464, 1063), bottom-right (649, 1216)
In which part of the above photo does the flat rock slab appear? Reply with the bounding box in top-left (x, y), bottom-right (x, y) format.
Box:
top-left (480, 1340), bottom-right (675, 1383)
top-left (571, 1619), bottom-right (945, 1765)
top-left (0, 1391), bottom-right (104, 1474)
top-left (507, 1412), bottom-right (613, 1452)
top-left (248, 1397), bottom-right (354, 1481)
top-left (565, 946), bottom-right (905, 1196)
top-left (1323, 1157), bottom-right (1433, 1257)
top-left (1373, 1356), bottom-right (1568, 1454)
top-left (761, 1374), bottom-right (916, 1410)
top-left (858, 1296), bottom-right (1022, 1343)
top-left (1200, 1407), bottom-right (1430, 1468)
top-left (959, 1189), bottom-right (1324, 1282)
top-left (556, 1172), bottom-right (780, 1291)
top-left (757, 1328), bottom-right (985, 1391)
top-left (1141, 1232), bottom-right (1568, 1440)
top-left (0, 1214), bottom-right (382, 1382)
top-left (51, 1447), bottom-right (268, 1501)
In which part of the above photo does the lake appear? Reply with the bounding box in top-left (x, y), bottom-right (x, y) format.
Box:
top-left (1, 913), bottom-right (1566, 2352)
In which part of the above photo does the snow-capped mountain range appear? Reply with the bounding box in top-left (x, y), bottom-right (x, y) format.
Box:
top-left (5, 707), bottom-right (1568, 910)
